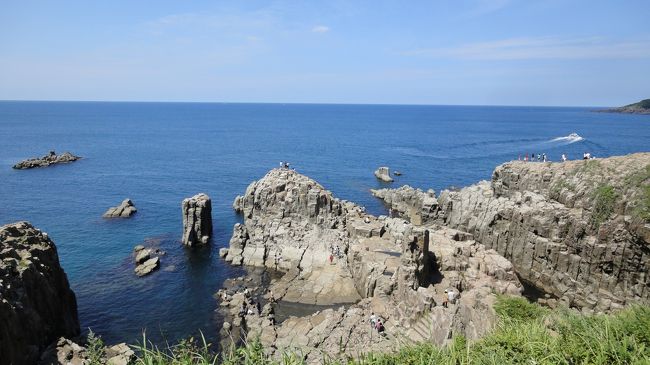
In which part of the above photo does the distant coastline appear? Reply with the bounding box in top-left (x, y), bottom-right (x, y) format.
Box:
top-left (596, 99), bottom-right (650, 115)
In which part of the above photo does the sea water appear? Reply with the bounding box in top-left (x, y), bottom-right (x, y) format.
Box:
top-left (0, 101), bottom-right (648, 345)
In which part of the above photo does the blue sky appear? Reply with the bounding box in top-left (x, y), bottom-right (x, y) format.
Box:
top-left (1, 0), bottom-right (649, 106)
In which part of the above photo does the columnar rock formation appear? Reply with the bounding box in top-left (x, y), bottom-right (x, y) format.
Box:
top-left (13, 151), bottom-right (81, 169)
top-left (222, 168), bottom-right (522, 362)
top-left (0, 222), bottom-right (80, 365)
top-left (371, 185), bottom-right (438, 225)
top-left (374, 153), bottom-right (650, 312)
top-left (374, 166), bottom-right (393, 182)
top-left (182, 193), bottom-right (212, 246)
top-left (103, 199), bottom-right (137, 218)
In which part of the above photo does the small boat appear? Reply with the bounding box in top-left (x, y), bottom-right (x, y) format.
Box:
top-left (393, 171), bottom-right (402, 176)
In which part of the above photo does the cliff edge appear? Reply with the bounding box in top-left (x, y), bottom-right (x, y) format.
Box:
top-left (0, 221), bottom-right (80, 365)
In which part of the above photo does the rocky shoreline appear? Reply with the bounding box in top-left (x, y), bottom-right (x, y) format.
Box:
top-left (2, 153), bottom-right (649, 364)
top-left (218, 167), bottom-right (522, 362)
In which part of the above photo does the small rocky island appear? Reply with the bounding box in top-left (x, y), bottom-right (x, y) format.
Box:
top-left (599, 98), bottom-right (650, 115)
top-left (102, 199), bottom-right (137, 218)
top-left (12, 150), bottom-right (81, 169)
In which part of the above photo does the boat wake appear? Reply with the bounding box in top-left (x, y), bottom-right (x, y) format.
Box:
top-left (550, 133), bottom-right (584, 144)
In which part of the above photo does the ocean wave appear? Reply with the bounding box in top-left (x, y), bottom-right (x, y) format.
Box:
top-left (550, 133), bottom-right (584, 144)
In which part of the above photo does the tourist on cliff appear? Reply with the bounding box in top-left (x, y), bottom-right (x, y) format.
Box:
top-left (375, 318), bottom-right (385, 335)
top-left (562, 153), bottom-right (567, 162)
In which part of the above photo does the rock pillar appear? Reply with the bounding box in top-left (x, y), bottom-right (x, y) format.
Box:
top-left (182, 193), bottom-right (213, 246)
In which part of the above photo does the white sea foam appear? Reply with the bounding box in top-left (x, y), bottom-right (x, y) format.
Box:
top-left (551, 133), bottom-right (584, 144)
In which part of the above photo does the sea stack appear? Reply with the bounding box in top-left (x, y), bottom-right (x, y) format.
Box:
top-left (182, 193), bottom-right (212, 246)
top-left (103, 199), bottom-right (137, 218)
top-left (0, 222), bottom-right (80, 365)
top-left (374, 166), bottom-right (393, 182)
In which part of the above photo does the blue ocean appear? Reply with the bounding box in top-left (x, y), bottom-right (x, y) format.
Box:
top-left (1, 101), bottom-right (648, 345)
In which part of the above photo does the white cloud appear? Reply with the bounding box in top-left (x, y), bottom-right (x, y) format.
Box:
top-left (403, 36), bottom-right (650, 60)
top-left (311, 25), bottom-right (330, 33)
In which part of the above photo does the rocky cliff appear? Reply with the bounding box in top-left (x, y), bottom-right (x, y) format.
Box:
top-left (375, 153), bottom-right (650, 312)
top-left (222, 168), bottom-right (522, 363)
top-left (0, 222), bottom-right (80, 365)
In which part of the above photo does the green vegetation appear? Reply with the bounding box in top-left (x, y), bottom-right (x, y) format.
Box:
top-left (550, 180), bottom-right (576, 199)
top-left (624, 99), bottom-right (650, 110)
top-left (86, 297), bottom-right (650, 365)
top-left (624, 164), bottom-right (650, 222)
top-left (578, 160), bottom-right (602, 175)
top-left (87, 330), bottom-right (106, 365)
top-left (590, 185), bottom-right (617, 229)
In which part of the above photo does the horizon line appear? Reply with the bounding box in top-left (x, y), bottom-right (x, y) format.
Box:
top-left (0, 99), bottom-right (614, 109)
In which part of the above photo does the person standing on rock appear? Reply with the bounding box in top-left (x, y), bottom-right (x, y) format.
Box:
top-left (369, 313), bottom-right (378, 337)
top-left (562, 153), bottom-right (567, 162)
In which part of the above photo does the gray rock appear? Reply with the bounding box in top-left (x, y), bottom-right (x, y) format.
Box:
top-left (432, 152), bottom-right (650, 311)
top-left (13, 151), bottom-right (81, 169)
top-left (182, 193), bottom-right (212, 246)
top-left (219, 248), bottom-right (229, 258)
top-left (103, 199), bottom-right (137, 218)
top-left (221, 168), bottom-right (522, 362)
top-left (134, 257), bottom-right (160, 277)
top-left (372, 185), bottom-right (438, 225)
top-left (38, 337), bottom-right (87, 365)
top-left (1, 222), bottom-right (80, 365)
top-left (134, 249), bottom-right (151, 264)
top-left (106, 343), bottom-right (134, 365)
top-left (374, 166), bottom-right (393, 182)
top-left (133, 245), bottom-right (145, 252)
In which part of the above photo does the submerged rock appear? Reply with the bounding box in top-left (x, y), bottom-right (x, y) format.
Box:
top-left (0, 222), bottom-right (80, 365)
top-left (182, 193), bottom-right (212, 246)
top-left (374, 166), bottom-right (393, 182)
top-left (103, 199), bottom-right (137, 218)
top-left (13, 150), bottom-right (81, 169)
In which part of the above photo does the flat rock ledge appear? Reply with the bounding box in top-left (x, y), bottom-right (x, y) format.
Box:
top-left (133, 245), bottom-right (164, 277)
top-left (374, 166), bottom-right (393, 182)
top-left (13, 150), bottom-right (81, 169)
top-left (103, 199), bottom-right (137, 218)
top-left (182, 193), bottom-right (212, 246)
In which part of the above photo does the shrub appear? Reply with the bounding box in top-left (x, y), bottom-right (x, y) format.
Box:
top-left (590, 185), bottom-right (617, 229)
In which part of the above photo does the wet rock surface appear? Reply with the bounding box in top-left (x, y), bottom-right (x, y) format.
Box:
top-left (0, 222), bottom-right (80, 365)
top-left (132, 245), bottom-right (164, 277)
top-left (13, 151), bottom-right (81, 169)
top-left (102, 199), bottom-right (137, 218)
top-left (182, 193), bottom-right (212, 246)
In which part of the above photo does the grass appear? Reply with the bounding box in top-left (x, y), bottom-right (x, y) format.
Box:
top-left (85, 297), bottom-right (650, 365)
top-left (590, 185), bottom-right (617, 229)
top-left (624, 164), bottom-right (650, 222)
